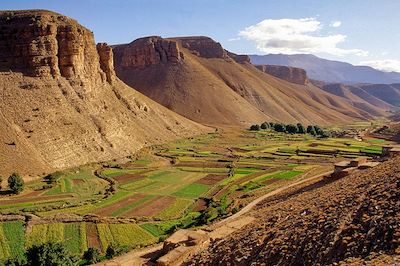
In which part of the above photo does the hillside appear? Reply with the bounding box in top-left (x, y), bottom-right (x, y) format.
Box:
top-left (312, 81), bottom-right (400, 114)
top-left (250, 54), bottom-right (400, 84)
top-left (113, 36), bottom-right (377, 126)
top-left (0, 10), bottom-right (208, 178)
top-left (187, 155), bottom-right (400, 265)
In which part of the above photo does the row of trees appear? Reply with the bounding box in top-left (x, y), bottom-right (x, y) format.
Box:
top-left (250, 122), bottom-right (329, 137)
top-left (0, 172), bottom-right (24, 194)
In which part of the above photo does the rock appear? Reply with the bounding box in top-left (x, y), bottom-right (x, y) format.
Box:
top-left (179, 36), bottom-right (228, 59)
top-left (226, 51), bottom-right (251, 64)
top-left (113, 36), bottom-right (182, 67)
top-left (0, 10), bottom-right (112, 83)
top-left (97, 43), bottom-right (115, 83)
top-left (256, 65), bottom-right (308, 85)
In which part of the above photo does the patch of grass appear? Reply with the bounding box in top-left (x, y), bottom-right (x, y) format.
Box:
top-left (173, 183), bottom-right (210, 198)
top-left (64, 223), bottom-right (83, 255)
top-left (26, 223), bottom-right (64, 247)
top-left (0, 224), bottom-right (11, 259)
top-left (2, 221), bottom-right (25, 260)
top-left (156, 198), bottom-right (193, 219)
top-left (97, 224), bottom-right (114, 251)
top-left (108, 224), bottom-right (157, 248)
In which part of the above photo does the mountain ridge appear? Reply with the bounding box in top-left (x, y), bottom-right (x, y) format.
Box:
top-left (250, 53), bottom-right (400, 84)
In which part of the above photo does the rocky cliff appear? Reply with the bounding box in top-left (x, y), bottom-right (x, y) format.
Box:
top-left (178, 36), bottom-right (228, 59)
top-left (113, 36), bottom-right (182, 68)
top-left (256, 64), bottom-right (308, 85)
top-left (0, 10), bottom-right (206, 178)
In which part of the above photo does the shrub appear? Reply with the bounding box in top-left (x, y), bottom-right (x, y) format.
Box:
top-left (8, 173), bottom-right (24, 194)
top-left (307, 125), bottom-right (317, 136)
top-left (249, 124), bottom-right (260, 131)
top-left (286, 124), bottom-right (298, 134)
top-left (274, 123), bottom-right (286, 132)
top-left (260, 122), bottom-right (269, 130)
top-left (26, 242), bottom-right (78, 266)
top-left (297, 123), bottom-right (306, 134)
top-left (83, 247), bottom-right (101, 264)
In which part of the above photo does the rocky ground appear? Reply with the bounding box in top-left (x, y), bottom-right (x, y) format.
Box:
top-left (186, 156), bottom-right (400, 265)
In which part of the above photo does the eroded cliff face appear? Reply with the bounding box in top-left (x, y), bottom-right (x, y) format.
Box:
top-left (178, 36), bottom-right (228, 59)
top-left (0, 10), bottom-right (115, 83)
top-left (0, 10), bottom-right (206, 178)
top-left (256, 65), bottom-right (308, 85)
top-left (226, 51), bottom-right (251, 64)
top-left (113, 36), bottom-right (182, 68)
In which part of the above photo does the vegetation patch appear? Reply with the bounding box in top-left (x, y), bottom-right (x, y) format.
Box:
top-left (173, 183), bottom-right (210, 198)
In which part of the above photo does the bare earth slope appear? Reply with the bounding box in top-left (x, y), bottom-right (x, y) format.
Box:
top-left (113, 36), bottom-right (376, 127)
top-left (187, 156), bottom-right (400, 265)
top-left (312, 82), bottom-right (396, 116)
top-left (0, 10), bottom-right (208, 178)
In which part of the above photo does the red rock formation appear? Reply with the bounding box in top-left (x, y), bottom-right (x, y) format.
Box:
top-left (178, 36), bottom-right (228, 59)
top-left (256, 65), bottom-right (308, 85)
top-left (113, 36), bottom-right (182, 68)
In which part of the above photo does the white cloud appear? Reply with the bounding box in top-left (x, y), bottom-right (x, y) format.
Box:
top-left (360, 59), bottom-right (400, 72)
top-left (238, 18), bottom-right (368, 56)
top-left (330, 21), bottom-right (342, 28)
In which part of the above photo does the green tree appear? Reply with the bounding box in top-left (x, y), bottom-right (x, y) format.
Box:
top-left (249, 124), bottom-right (260, 131)
top-left (297, 123), bottom-right (306, 134)
top-left (307, 125), bottom-right (317, 136)
top-left (268, 122), bottom-right (275, 128)
top-left (274, 123), bottom-right (286, 132)
top-left (44, 172), bottom-right (62, 185)
top-left (8, 173), bottom-right (24, 194)
top-left (286, 124), bottom-right (298, 134)
top-left (83, 247), bottom-right (101, 264)
top-left (314, 125), bottom-right (324, 135)
top-left (26, 242), bottom-right (78, 266)
top-left (260, 122), bottom-right (269, 130)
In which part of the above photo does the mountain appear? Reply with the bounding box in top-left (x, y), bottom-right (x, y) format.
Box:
top-left (0, 10), bottom-right (208, 178)
top-left (187, 155), bottom-right (400, 265)
top-left (113, 36), bottom-right (377, 127)
top-left (250, 54), bottom-right (400, 84)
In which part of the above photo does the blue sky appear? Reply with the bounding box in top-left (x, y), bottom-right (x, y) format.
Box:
top-left (2, 0), bottom-right (400, 71)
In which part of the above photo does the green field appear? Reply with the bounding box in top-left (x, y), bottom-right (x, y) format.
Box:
top-left (0, 126), bottom-right (392, 261)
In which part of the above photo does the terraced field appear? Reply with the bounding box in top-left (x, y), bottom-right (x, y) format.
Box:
top-left (0, 128), bottom-right (393, 260)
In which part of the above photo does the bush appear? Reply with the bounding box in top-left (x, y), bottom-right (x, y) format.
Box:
top-left (297, 123), bottom-right (306, 134)
top-left (274, 123), bottom-right (286, 132)
top-left (260, 122), bottom-right (269, 130)
top-left (44, 172), bottom-right (63, 185)
top-left (26, 242), bottom-right (78, 266)
top-left (83, 247), bottom-right (101, 264)
top-left (249, 124), bottom-right (260, 131)
top-left (105, 243), bottom-right (128, 259)
top-left (8, 173), bottom-right (24, 194)
top-left (286, 124), bottom-right (298, 134)
top-left (307, 125), bottom-right (317, 136)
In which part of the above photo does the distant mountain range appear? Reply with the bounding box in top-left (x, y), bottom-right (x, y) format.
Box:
top-left (250, 54), bottom-right (400, 84)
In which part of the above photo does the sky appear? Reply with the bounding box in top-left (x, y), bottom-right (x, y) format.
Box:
top-left (1, 0), bottom-right (400, 71)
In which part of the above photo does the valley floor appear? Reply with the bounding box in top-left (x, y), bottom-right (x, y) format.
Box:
top-left (0, 123), bottom-right (394, 263)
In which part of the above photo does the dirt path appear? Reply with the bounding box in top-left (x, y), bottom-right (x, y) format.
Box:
top-left (212, 170), bottom-right (333, 228)
top-left (99, 169), bottom-right (334, 265)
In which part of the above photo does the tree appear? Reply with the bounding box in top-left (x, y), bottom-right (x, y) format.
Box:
top-left (274, 123), bottom-right (286, 132)
top-left (297, 123), bottom-right (306, 134)
top-left (26, 242), bottom-right (77, 266)
top-left (83, 247), bottom-right (101, 264)
top-left (106, 243), bottom-right (129, 259)
top-left (44, 172), bottom-right (62, 185)
top-left (8, 173), bottom-right (24, 194)
top-left (307, 125), bottom-right (317, 136)
top-left (286, 124), bottom-right (298, 134)
top-left (260, 122), bottom-right (269, 130)
top-left (314, 125), bottom-right (324, 135)
top-left (249, 124), bottom-right (260, 131)
top-left (268, 122), bottom-right (275, 128)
